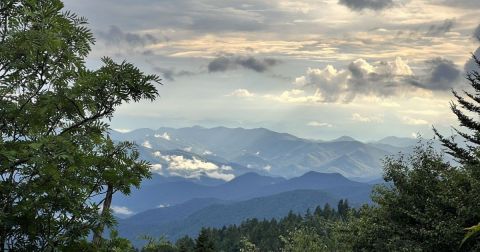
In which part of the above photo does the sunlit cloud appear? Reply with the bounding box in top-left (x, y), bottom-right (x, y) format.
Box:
top-left (228, 89), bottom-right (255, 98)
top-left (307, 121), bottom-right (333, 127)
top-left (352, 113), bottom-right (384, 123)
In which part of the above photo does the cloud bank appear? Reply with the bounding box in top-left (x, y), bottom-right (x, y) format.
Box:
top-left (338, 0), bottom-right (395, 11)
top-left (292, 57), bottom-right (460, 103)
top-left (154, 153), bottom-right (235, 181)
top-left (208, 55), bottom-right (280, 73)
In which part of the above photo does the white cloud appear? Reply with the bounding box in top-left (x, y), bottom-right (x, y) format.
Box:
top-left (153, 151), bottom-right (162, 157)
top-left (113, 128), bottom-right (132, 133)
top-left (352, 113), bottom-right (384, 123)
top-left (154, 132), bottom-right (171, 140)
top-left (264, 89), bottom-right (323, 104)
top-left (401, 116), bottom-right (429, 125)
top-left (142, 140), bottom-right (152, 149)
top-left (150, 163), bottom-right (163, 174)
top-left (221, 165), bottom-right (233, 171)
top-left (307, 121), bottom-right (333, 127)
top-left (228, 89), bottom-right (255, 97)
top-left (164, 155), bottom-right (218, 171)
top-left (159, 154), bottom-right (235, 181)
top-left (183, 146), bottom-right (193, 152)
top-left (205, 171), bottom-right (235, 181)
top-left (263, 165), bottom-right (272, 171)
top-left (203, 150), bottom-right (213, 155)
top-left (111, 206), bottom-right (134, 216)
top-left (157, 204), bottom-right (170, 208)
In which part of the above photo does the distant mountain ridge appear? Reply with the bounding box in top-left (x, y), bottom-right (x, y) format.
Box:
top-left (110, 126), bottom-right (416, 180)
top-left (113, 171), bottom-right (372, 213)
top-left (117, 189), bottom-right (343, 246)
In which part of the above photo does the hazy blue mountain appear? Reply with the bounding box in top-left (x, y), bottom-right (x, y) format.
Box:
top-left (113, 172), bottom-right (285, 212)
top-left (111, 126), bottom-right (413, 179)
top-left (375, 136), bottom-right (418, 148)
top-left (141, 173), bottom-right (227, 187)
top-left (118, 190), bottom-right (340, 245)
top-left (330, 136), bottom-right (358, 142)
top-left (117, 198), bottom-right (229, 237)
top-left (244, 171), bottom-right (373, 204)
top-left (113, 171), bottom-right (371, 213)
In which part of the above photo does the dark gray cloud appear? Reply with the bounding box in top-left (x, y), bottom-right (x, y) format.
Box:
top-left (464, 25), bottom-right (480, 74)
top-left (296, 57), bottom-right (461, 103)
top-left (153, 67), bottom-right (197, 81)
top-left (432, 0), bottom-right (480, 8)
top-left (409, 58), bottom-right (461, 90)
top-left (464, 47), bottom-right (480, 74)
top-left (98, 25), bottom-right (162, 46)
top-left (346, 60), bottom-right (405, 100)
top-left (426, 19), bottom-right (455, 36)
top-left (338, 0), bottom-right (394, 11)
top-left (208, 56), bottom-right (280, 73)
top-left (473, 24), bottom-right (480, 41)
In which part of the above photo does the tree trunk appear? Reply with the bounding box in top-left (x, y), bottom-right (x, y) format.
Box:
top-left (92, 184), bottom-right (113, 247)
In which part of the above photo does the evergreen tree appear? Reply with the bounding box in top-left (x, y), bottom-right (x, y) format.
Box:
top-left (194, 228), bottom-right (215, 252)
top-left (434, 54), bottom-right (480, 168)
top-left (433, 54), bottom-right (480, 245)
top-left (176, 236), bottom-right (195, 252)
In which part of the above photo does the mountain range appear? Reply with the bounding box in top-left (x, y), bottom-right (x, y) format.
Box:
top-left (111, 171), bottom-right (380, 245)
top-left (107, 126), bottom-right (419, 245)
top-left (110, 126), bottom-right (417, 181)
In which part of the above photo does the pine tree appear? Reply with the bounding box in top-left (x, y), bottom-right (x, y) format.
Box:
top-left (434, 54), bottom-right (480, 169)
top-left (433, 54), bottom-right (480, 245)
top-left (195, 228), bottom-right (215, 252)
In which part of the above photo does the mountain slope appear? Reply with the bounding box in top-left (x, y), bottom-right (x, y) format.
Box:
top-left (113, 171), bottom-right (372, 213)
top-left (118, 189), bottom-right (340, 244)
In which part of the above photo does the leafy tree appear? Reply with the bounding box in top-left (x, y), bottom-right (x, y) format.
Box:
top-left (239, 236), bottom-right (258, 252)
top-left (280, 227), bottom-right (326, 252)
top-left (141, 235), bottom-right (178, 252)
top-left (194, 228), bottom-right (215, 252)
top-left (343, 143), bottom-right (480, 251)
top-left (0, 0), bottom-right (160, 250)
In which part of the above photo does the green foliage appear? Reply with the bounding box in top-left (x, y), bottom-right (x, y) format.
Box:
top-left (194, 228), bottom-right (215, 252)
top-left (239, 236), bottom-right (258, 252)
top-left (463, 223), bottom-right (480, 246)
top-left (175, 236), bottom-right (195, 252)
top-left (141, 235), bottom-right (178, 252)
top-left (340, 143), bottom-right (480, 251)
top-left (433, 54), bottom-right (480, 247)
top-left (280, 226), bottom-right (326, 252)
top-left (153, 201), bottom-right (354, 252)
top-left (0, 0), bottom-right (160, 250)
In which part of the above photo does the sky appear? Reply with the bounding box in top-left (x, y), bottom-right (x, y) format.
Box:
top-left (62, 0), bottom-right (480, 141)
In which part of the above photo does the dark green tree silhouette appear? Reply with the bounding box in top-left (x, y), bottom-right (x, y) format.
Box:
top-left (0, 0), bottom-right (160, 250)
top-left (434, 55), bottom-right (480, 168)
top-left (176, 236), bottom-right (195, 252)
top-left (194, 228), bottom-right (215, 252)
top-left (433, 54), bottom-right (480, 245)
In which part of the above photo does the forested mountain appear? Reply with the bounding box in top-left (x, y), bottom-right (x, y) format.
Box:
top-left (116, 190), bottom-right (343, 246)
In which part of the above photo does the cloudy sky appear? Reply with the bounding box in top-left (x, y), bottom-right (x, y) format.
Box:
top-left (63, 0), bottom-right (480, 141)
